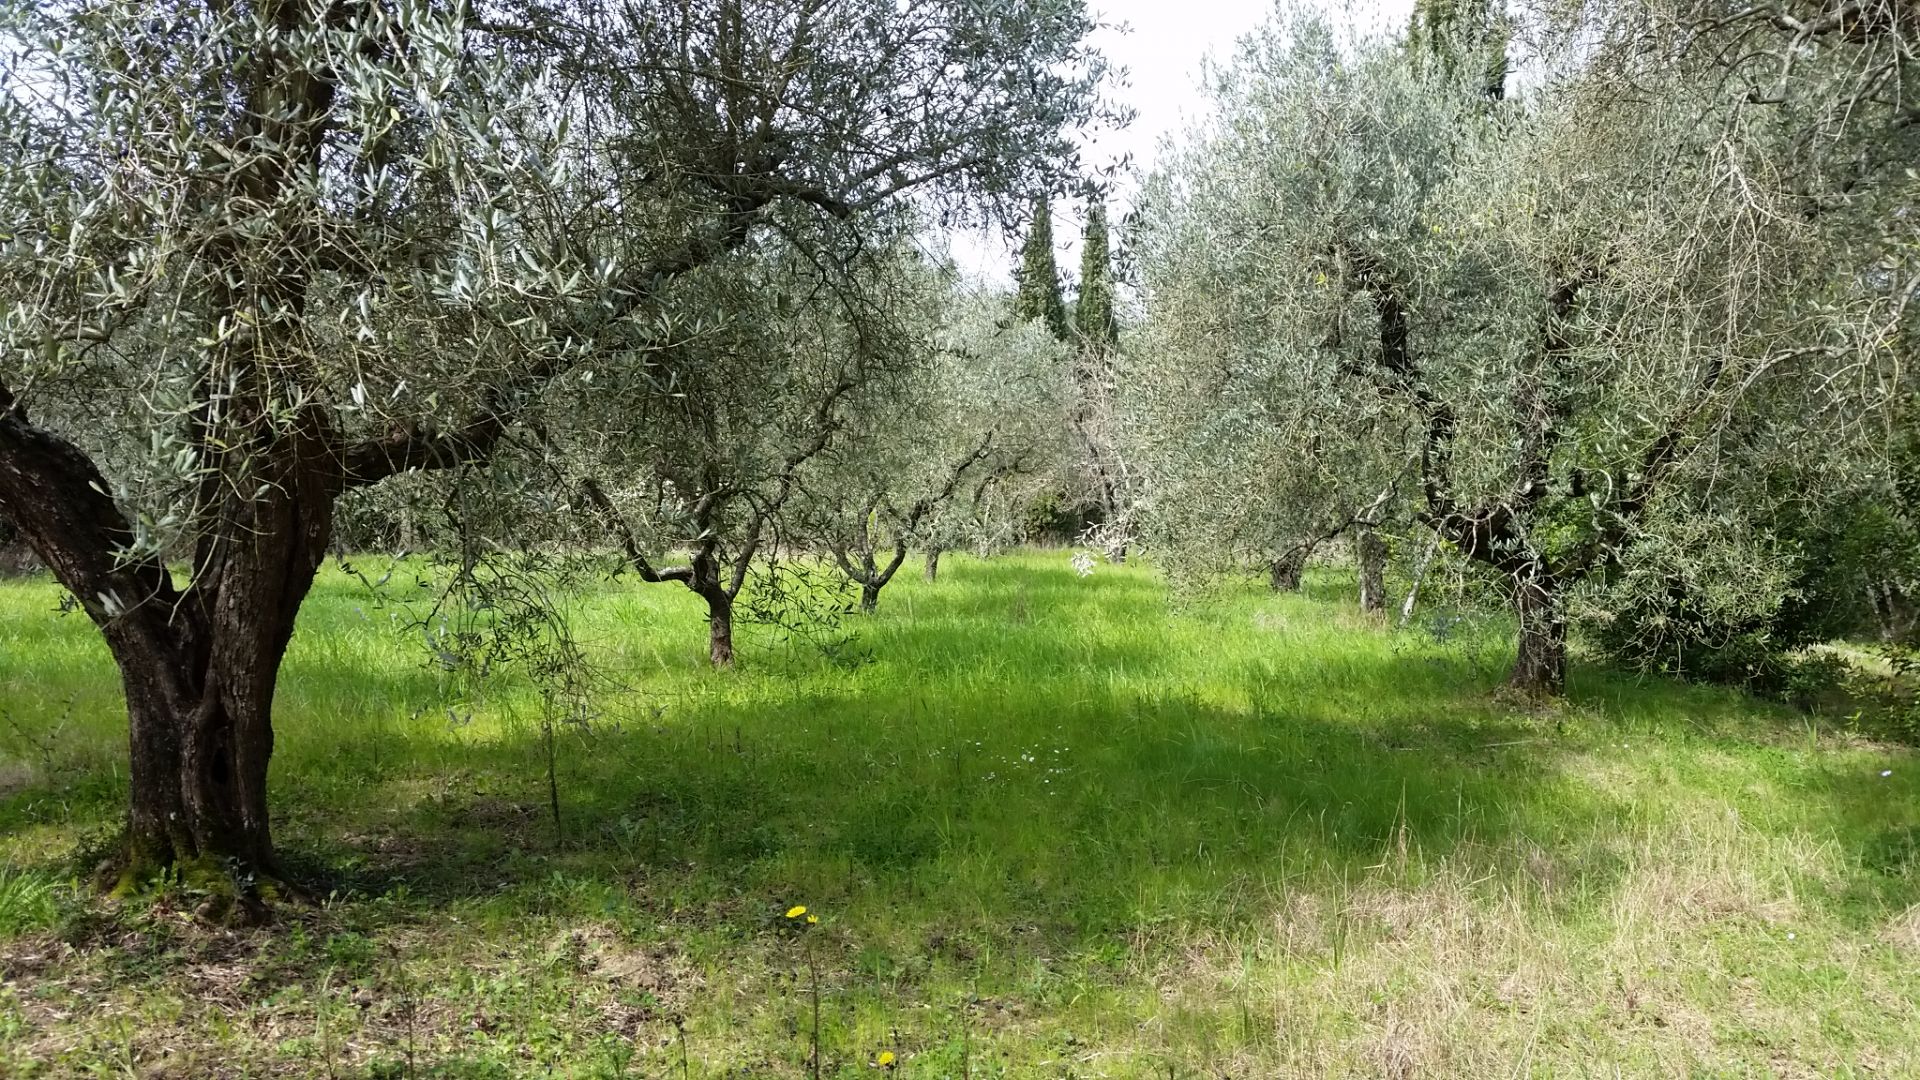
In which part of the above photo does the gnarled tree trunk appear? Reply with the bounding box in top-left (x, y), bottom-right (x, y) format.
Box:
top-left (703, 587), bottom-right (735, 667)
top-left (1351, 248), bottom-right (1613, 699)
top-left (923, 547), bottom-right (941, 582)
top-left (2, 391), bottom-right (335, 903)
top-left (129, 435), bottom-right (334, 892)
top-left (1269, 546), bottom-right (1307, 592)
top-left (1357, 528), bottom-right (1388, 614)
top-left (119, 582), bottom-right (309, 888)
top-left (1508, 566), bottom-right (1566, 696)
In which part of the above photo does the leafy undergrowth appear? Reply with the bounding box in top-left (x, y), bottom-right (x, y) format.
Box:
top-left (1, 553), bottom-right (1916, 1077)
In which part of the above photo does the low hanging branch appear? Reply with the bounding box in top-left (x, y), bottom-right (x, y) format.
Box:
top-left (577, 477), bottom-right (697, 585)
top-left (1267, 480), bottom-right (1403, 568)
top-left (337, 213), bottom-right (773, 491)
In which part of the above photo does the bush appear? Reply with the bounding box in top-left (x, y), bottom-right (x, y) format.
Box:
top-left (1019, 488), bottom-right (1094, 546)
top-left (1589, 479), bottom-right (1918, 697)
top-left (1590, 586), bottom-right (1797, 693)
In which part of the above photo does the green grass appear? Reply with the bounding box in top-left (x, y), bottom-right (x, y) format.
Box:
top-left (1, 551), bottom-right (1917, 1077)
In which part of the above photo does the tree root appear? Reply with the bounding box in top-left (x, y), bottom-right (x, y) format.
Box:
top-left (88, 834), bottom-right (320, 927)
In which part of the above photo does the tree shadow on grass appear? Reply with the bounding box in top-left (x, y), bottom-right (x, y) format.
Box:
top-left (1774, 739), bottom-right (1920, 919)
top-left (291, 609), bottom-right (1605, 947)
top-left (10, 556), bottom-right (1915, 953)
top-left (203, 561), bottom-right (1664, 921)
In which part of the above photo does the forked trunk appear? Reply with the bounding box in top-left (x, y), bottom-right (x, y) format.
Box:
top-left (3, 390), bottom-right (329, 908)
top-left (121, 644), bottom-right (282, 883)
top-left (1509, 567), bottom-right (1566, 696)
top-left (923, 548), bottom-right (941, 583)
top-left (1357, 528), bottom-right (1387, 614)
top-left (116, 461), bottom-right (331, 904)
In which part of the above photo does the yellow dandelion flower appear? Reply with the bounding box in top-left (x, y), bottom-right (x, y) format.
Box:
top-left (877, 1051), bottom-right (896, 1067)
top-left (786, 905), bottom-right (807, 918)
top-left (806, 914), bottom-right (819, 925)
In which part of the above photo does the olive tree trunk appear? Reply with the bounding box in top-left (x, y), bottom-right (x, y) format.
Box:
top-left (1269, 547), bottom-right (1307, 592)
top-left (834, 542), bottom-right (909, 615)
top-left (129, 459), bottom-right (333, 891)
top-left (704, 588), bottom-right (735, 667)
top-left (1, 404), bottom-right (336, 901)
top-left (1508, 567), bottom-right (1567, 696)
top-left (1357, 528), bottom-right (1388, 614)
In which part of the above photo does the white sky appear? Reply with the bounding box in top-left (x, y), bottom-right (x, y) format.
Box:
top-left (949, 0), bottom-right (1416, 284)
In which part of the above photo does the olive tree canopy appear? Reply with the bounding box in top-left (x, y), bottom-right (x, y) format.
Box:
top-left (1134, 6), bottom-right (1896, 694)
top-left (0, 0), bottom-right (1113, 901)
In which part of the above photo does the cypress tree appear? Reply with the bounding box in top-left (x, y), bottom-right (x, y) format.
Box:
top-left (1013, 197), bottom-right (1070, 340)
top-left (1076, 200), bottom-right (1117, 346)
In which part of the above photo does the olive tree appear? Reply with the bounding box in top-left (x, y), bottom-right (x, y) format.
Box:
top-left (1125, 56), bottom-right (1416, 603)
top-left (807, 282), bottom-right (1072, 610)
top-left (575, 241), bottom-right (926, 661)
top-left (1566, 0), bottom-right (1919, 677)
top-left (1123, 209), bottom-right (1415, 603)
top-left (1135, 9), bottom-right (1891, 695)
top-left (0, 0), bottom-right (1110, 898)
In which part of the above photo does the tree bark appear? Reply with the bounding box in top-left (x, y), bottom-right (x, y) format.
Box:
top-left (704, 588), bottom-right (735, 667)
top-left (2, 385), bottom-right (332, 904)
top-left (1399, 535), bottom-right (1439, 628)
top-left (1509, 567), bottom-right (1567, 696)
top-left (133, 447), bottom-right (331, 893)
top-left (860, 580), bottom-right (881, 614)
top-left (121, 601), bottom-right (300, 890)
top-left (1357, 528), bottom-right (1388, 614)
top-left (1269, 547), bottom-right (1307, 592)
top-left (923, 547), bottom-right (941, 582)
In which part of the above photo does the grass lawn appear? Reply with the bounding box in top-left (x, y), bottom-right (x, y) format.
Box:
top-left (1, 551), bottom-right (1916, 1077)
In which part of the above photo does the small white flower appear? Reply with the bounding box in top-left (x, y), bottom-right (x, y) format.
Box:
top-left (1882, 770), bottom-right (1893, 778)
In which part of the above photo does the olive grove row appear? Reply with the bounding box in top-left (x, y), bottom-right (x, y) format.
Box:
top-left (1120, 0), bottom-right (1916, 696)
